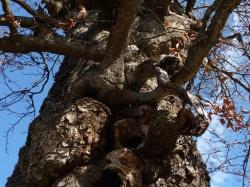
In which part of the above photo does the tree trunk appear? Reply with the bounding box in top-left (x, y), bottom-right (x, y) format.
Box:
top-left (7, 1), bottom-right (210, 186)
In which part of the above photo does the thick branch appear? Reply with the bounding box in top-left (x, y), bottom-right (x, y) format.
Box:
top-left (11, 0), bottom-right (73, 29)
top-left (171, 0), bottom-right (241, 85)
top-left (0, 15), bottom-right (35, 28)
top-left (1, 0), bottom-right (17, 34)
top-left (201, 0), bottom-right (223, 31)
top-left (159, 0), bottom-right (171, 16)
top-left (104, 0), bottom-right (142, 65)
top-left (224, 32), bottom-right (244, 44)
top-left (0, 35), bottom-right (104, 59)
top-left (185, 0), bottom-right (196, 17)
top-left (93, 0), bottom-right (142, 92)
top-left (11, 0), bottom-right (39, 17)
top-left (114, 84), bottom-right (191, 107)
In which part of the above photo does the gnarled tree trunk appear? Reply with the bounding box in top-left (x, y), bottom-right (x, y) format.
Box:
top-left (7, 1), bottom-right (211, 186)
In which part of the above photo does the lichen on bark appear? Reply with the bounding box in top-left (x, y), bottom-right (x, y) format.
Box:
top-left (7, 1), bottom-right (212, 186)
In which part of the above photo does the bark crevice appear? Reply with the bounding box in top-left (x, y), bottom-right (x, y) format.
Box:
top-left (7, 1), bottom-right (213, 186)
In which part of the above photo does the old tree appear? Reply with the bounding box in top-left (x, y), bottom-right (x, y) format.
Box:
top-left (0, 0), bottom-right (249, 186)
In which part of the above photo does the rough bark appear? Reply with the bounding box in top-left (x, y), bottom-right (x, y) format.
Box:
top-left (7, 1), bottom-right (212, 187)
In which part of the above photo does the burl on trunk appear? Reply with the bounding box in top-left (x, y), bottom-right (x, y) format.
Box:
top-left (7, 0), bottom-right (211, 186)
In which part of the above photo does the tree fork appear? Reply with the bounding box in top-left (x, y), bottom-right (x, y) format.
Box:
top-left (5, 0), bottom-right (221, 186)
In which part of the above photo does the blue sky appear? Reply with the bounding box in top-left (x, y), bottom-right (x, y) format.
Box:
top-left (0, 69), bottom-right (56, 186)
top-left (197, 118), bottom-right (244, 187)
top-left (0, 112), bottom-right (29, 185)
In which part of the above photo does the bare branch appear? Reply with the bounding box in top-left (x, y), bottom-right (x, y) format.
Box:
top-left (243, 142), bottom-right (250, 187)
top-left (201, 0), bottom-right (224, 31)
top-left (1, 0), bottom-right (17, 34)
top-left (171, 0), bottom-right (242, 85)
top-left (159, 0), bottom-right (171, 16)
top-left (224, 32), bottom-right (244, 44)
top-left (117, 85), bottom-right (187, 106)
top-left (0, 35), bottom-right (104, 60)
top-left (104, 0), bottom-right (142, 64)
top-left (210, 65), bottom-right (250, 93)
top-left (185, 0), bottom-right (196, 17)
top-left (0, 15), bottom-right (36, 28)
top-left (88, 0), bottom-right (143, 95)
top-left (10, 0), bottom-right (74, 29)
top-left (11, 0), bottom-right (39, 17)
